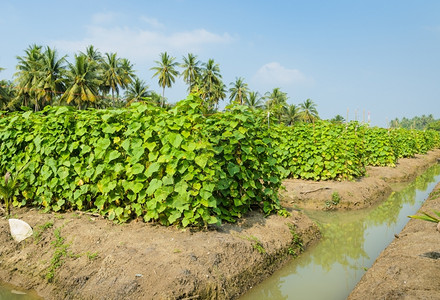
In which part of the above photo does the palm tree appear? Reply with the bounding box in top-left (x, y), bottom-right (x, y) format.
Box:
top-left (330, 114), bottom-right (345, 123)
top-left (181, 53), bottom-right (201, 92)
top-left (14, 44), bottom-right (43, 110)
top-left (81, 45), bottom-right (102, 63)
top-left (211, 82), bottom-right (227, 109)
top-left (228, 77), bottom-right (249, 105)
top-left (35, 46), bottom-right (67, 107)
top-left (61, 54), bottom-right (101, 110)
top-left (200, 58), bottom-right (222, 108)
top-left (299, 98), bottom-right (319, 123)
top-left (283, 104), bottom-right (300, 126)
top-left (101, 52), bottom-right (125, 106)
top-left (120, 58), bottom-right (135, 89)
top-left (124, 77), bottom-right (151, 106)
top-left (244, 91), bottom-right (264, 109)
top-left (264, 88), bottom-right (288, 123)
top-left (150, 52), bottom-right (179, 107)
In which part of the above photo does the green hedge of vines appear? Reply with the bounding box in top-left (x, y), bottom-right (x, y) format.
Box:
top-left (1, 94), bottom-right (439, 225)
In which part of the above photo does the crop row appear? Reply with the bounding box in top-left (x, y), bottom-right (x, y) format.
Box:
top-left (1, 95), bottom-right (439, 225)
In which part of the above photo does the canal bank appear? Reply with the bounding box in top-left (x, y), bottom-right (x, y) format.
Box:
top-left (0, 150), bottom-right (440, 300)
top-left (348, 178), bottom-right (440, 299)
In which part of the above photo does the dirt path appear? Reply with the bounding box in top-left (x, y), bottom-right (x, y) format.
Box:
top-left (1, 149), bottom-right (439, 300)
top-left (348, 180), bottom-right (440, 300)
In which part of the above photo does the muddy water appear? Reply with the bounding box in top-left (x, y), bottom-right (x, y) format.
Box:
top-left (241, 164), bottom-right (440, 300)
top-left (0, 280), bottom-right (43, 300)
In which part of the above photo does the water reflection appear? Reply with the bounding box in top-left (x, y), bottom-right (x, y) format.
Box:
top-left (0, 281), bottom-right (42, 300)
top-left (240, 164), bottom-right (440, 300)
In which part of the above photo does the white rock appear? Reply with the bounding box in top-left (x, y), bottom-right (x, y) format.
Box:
top-left (8, 219), bottom-right (33, 242)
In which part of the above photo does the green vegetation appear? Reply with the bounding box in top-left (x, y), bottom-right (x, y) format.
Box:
top-left (1, 44), bottom-right (322, 125)
top-left (390, 114), bottom-right (440, 131)
top-left (408, 211), bottom-right (440, 223)
top-left (33, 221), bottom-right (54, 243)
top-left (46, 227), bottom-right (70, 282)
top-left (1, 45), bottom-right (439, 228)
top-left (287, 223), bottom-right (304, 258)
top-left (0, 93), bottom-right (439, 226)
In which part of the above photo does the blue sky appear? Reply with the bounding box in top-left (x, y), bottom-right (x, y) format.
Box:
top-left (1, 0), bottom-right (439, 127)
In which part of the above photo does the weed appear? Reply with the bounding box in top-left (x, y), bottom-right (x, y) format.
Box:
top-left (86, 251), bottom-right (99, 260)
top-left (325, 191), bottom-right (341, 208)
top-left (252, 239), bottom-right (266, 254)
top-left (408, 210), bottom-right (440, 223)
top-left (238, 235), bottom-right (266, 254)
top-left (430, 190), bottom-right (440, 200)
top-left (287, 223), bottom-right (304, 257)
top-left (46, 227), bottom-right (70, 282)
top-left (331, 191), bottom-right (341, 205)
top-left (33, 221), bottom-right (54, 243)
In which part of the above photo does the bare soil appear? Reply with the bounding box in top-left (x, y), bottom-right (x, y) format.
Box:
top-left (0, 206), bottom-right (319, 300)
top-left (1, 149), bottom-right (439, 300)
top-left (348, 180), bottom-right (440, 300)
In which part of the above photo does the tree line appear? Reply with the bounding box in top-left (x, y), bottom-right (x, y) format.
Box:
top-left (0, 44), bottom-right (321, 124)
top-left (390, 114), bottom-right (440, 132)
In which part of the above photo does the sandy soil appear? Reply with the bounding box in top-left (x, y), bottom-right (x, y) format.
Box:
top-left (348, 181), bottom-right (440, 300)
top-left (0, 206), bottom-right (319, 300)
top-left (0, 149), bottom-right (439, 300)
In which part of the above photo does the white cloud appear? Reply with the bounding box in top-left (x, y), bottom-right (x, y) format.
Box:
top-left (51, 14), bottom-right (234, 65)
top-left (252, 62), bottom-right (314, 87)
top-left (91, 12), bottom-right (119, 25)
top-left (140, 16), bottom-right (164, 29)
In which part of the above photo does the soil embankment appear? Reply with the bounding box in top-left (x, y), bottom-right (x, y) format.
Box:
top-left (348, 180), bottom-right (440, 299)
top-left (1, 149), bottom-right (440, 300)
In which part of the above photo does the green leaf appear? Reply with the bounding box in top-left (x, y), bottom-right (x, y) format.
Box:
top-left (131, 182), bottom-right (144, 194)
top-left (107, 150), bottom-right (121, 163)
top-left (145, 162), bottom-right (161, 177)
top-left (170, 133), bottom-right (183, 148)
top-left (131, 163), bottom-right (145, 175)
top-left (227, 162), bottom-right (240, 176)
top-left (195, 154), bottom-right (209, 169)
top-left (146, 179), bottom-right (163, 196)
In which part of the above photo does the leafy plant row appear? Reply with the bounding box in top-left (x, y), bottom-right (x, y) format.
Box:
top-left (1, 95), bottom-right (439, 225)
top-left (273, 121), bottom-right (440, 181)
top-left (0, 95), bottom-right (284, 226)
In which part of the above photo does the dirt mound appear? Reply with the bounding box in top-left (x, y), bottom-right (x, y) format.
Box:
top-left (0, 207), bottom-right (319, 300)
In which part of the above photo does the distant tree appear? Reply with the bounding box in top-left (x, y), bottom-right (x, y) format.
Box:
top-left (181, 53), bottom-right (201, 92)
top-left (299, 98), bottom-right (319, 123)
top-left (330, 114), bottom-right (345, 123)
top-left (124, 77), bottom-right (151, 106)
top-left (244, 91), bottom-right (264, 109)
top-left (81, 45), bottom-right (102, 63)
top-left (101, 52), bottom-right (129, 106)
top-left (390, 114), bottom-right (437, 130)
top-left (61, 54), bottom-right (101, 109)
top-left (14, 44), bottom-right (43, 110)
top-left (264, 88), bottom-right (288, 123)
top-left (35, 46), bottom-right (67, 107)
top-left (200, 58), bottom-right (222, 108)
top-left (151, 51), bottom-right (179, 107)
top-left (229, 77), bottom-right (249, 105)
top-left (427, 120), bottom-right (440, 132)
top-left (283, 104), bottom-right (301, 126)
